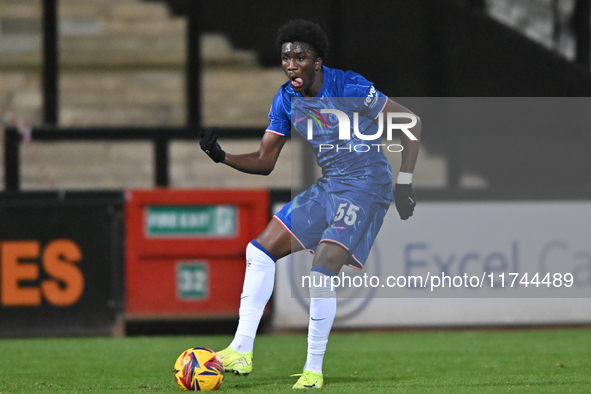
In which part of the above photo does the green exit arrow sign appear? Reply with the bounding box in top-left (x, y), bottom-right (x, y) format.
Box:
top-left (145, 205), bottom-right (237, 237)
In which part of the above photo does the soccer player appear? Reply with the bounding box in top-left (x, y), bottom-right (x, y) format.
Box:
top-left (200, 19), bottom-right (421, 389)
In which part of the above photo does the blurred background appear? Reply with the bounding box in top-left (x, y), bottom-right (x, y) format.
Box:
top-left (0, 0), bottom-right (590, 337)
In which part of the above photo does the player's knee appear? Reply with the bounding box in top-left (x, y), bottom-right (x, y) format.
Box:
top-left (254, 220), bottom-right (292, 259)
top-left (314, 242), bottom-right (350, 274)
top-left (313, 253), bottom-right (346, 275)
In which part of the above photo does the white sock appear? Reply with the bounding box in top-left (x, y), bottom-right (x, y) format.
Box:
top-left (304, 268), bottom-right (337, 374)
top-left (229, 240), bottom-right (276, 353)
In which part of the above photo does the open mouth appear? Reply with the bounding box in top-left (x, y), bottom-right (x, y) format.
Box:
top-left (290, 76), bottom-right (304, 89)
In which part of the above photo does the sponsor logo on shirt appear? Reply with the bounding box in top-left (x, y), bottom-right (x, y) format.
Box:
top-left (364, 86), bottom-right (380, 109)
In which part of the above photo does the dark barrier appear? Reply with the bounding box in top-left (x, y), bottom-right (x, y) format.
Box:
top-left (0, 191), bottom-right (125, 337)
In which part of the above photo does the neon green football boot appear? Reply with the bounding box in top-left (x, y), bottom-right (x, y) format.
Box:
top-left (216, 347), bottom-right (253, 376)
top-left (292, 370), bottom-right (323, 389)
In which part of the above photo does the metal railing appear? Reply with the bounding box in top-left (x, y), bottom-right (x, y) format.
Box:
top-left (3, 126), bottom-right (263, 191)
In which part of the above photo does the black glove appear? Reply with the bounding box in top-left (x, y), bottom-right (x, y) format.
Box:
top-left (199, 127), bottom-right (225, 163)
top-left (394, 183), bottom-right (416, 220)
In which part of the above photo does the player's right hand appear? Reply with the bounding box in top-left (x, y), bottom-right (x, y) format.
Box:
top-left (394, 183), bottom-right (416, 220)
top-left (200, 127), bottom-right (226, 163)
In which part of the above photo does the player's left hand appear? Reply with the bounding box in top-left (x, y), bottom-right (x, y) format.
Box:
top-left (199, 127), bottom-right (226, 163)
top-left (394, 183), bottom-right (416, 220)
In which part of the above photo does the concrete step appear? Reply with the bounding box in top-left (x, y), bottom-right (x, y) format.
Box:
top-left (0, 0), bottom-right (256, 68)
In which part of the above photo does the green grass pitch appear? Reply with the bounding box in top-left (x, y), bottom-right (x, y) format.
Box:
top-left (0, 329), bottom-right (589, 393)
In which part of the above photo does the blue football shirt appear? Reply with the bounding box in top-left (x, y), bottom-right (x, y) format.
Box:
top-left (267, 65), bottom-right (393, 201)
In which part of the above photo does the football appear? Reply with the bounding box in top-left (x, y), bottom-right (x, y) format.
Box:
top-left (173, 347), bottom-right (225, 391)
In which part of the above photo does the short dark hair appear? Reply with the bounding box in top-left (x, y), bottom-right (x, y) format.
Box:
top-left (276, 19), bottom-right (329, 59)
